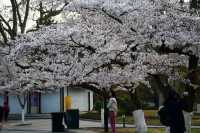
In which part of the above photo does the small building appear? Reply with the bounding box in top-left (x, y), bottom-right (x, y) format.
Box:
top-left (0, 87), bottom-right (93, 114)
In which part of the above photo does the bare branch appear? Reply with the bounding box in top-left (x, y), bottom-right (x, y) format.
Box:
top-left (0, 22), bottom-right (8, 44)
top-left (16, 0), bottom-right (23, 30)
top-left (21, 0), bottom-right (30, 33)
top-left (0, 14), bottom-right (12, 32)
top-left (10, 0), bottom-right (18, 38)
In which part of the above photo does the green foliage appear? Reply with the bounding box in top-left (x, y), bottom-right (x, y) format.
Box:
top-left (117, 83), bottom-right (156, 115)
top-left (80, 111), bottom-right (101, 120)
top-left (134, 83), bottom-right (156, 109)
top-left (93, 100), bottom-right (103, 113)
top-left (117, 95), bottom-right (133, 115)
top-left (90, 128), bottom-right (200, 133)
top-left (80, 110), bottom-right (200, 128)
top-left (176, 66), bottom-right (188, 78)
top-left (190, 0), bottom-right (200, 9)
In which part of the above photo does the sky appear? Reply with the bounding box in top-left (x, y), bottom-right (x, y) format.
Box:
top-left (0, 0), bottom-right (193, 32)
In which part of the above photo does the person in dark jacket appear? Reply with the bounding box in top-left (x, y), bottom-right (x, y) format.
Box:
top-left (164, 88), bottom-right (185, 133)
top-left (3, 91), bottom-right (9, 122)
top-left (0, 106), bottom-right (3, 129)
top-left (3, 101), bottom-right (9, 122)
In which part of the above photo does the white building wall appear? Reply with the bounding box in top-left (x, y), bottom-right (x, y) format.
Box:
top-left (41, 90), bottom-right (60, 113)
top-left (64, 87), bottom-right (93, 111)
top-left (1, 87), bottom-right (93, 114)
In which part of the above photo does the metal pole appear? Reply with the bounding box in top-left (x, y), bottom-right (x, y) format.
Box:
top-left (104, 97), bottom-right (109, 132)
top-left (122, 114), bottom-right (126, 128)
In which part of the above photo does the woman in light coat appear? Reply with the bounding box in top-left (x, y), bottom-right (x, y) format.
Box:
top-left (107, 92), bottom-right (118, 133)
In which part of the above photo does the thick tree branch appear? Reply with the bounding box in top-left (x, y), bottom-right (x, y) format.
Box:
top-left (154, 42), bottom-right (199, 70)
top-left (101, 8), bottom-right (123, 25)
top-left (147, 73), bottom-right (170, 99)
top-left (154, 43), bottom-right (192, 56)
top-left (15, 61), bottom-right (31, 69)
top-left (114, 41), bottom-right (134, 60)
top-left (17, 92), bottom-right (28, 109)
top-left (70, 35), bottom-right (96, 54)
top-left (85, 59), bottom-right (128, 77)
top-left (70, 82), bottom-right (103, 96)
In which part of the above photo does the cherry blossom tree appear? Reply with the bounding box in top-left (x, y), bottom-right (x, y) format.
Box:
top-left (5, 20), bottom-right (189, 132)
top-left (1, 0), bottom-right (200, 132)
top-left (63, 0), bottom-right (200, 132)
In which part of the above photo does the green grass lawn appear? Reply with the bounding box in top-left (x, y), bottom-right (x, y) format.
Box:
top-left (87, 127), bottom-right (200, 133)
top-left (80, 110), bottom-right (200, 126)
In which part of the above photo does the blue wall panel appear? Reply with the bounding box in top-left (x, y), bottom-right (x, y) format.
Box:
top-left (41, 91), bottom-right (60, 113)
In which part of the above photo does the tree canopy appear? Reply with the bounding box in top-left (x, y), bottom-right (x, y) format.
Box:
top-left (0, 0), bottom-right (199, 94)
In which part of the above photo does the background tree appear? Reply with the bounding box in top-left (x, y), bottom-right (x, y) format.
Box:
top-left (0, 0), bottom-right (68, 46)
top-left (190, 0), bottom-right (200, 9)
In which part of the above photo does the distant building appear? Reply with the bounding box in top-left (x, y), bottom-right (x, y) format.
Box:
top-left (0, 87), bottom-right (93, 114)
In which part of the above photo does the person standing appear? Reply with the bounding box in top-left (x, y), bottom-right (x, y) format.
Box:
top-left (0, 106), bottom-right (3, 130)
top-left (163, 89), bottom-right (185, 133)
top-left (3, 91), bottom-right (9, 122)
top-left (107, 92), bottom-right (118, 133)
top-left (3, 101), bottom-right (9, 122)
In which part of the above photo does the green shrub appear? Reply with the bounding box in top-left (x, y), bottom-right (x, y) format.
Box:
top-left (80, 112), bottom-right (101, 120)
top-left (93, 100), bottom-right (103, 113)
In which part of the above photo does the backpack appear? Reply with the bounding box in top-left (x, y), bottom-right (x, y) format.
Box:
top-left (158, 106), bottom-right (171, 126)
top-left (111, 102), bottom-right (118, 112)
top-left (107, 98), bottom-right (118, 112)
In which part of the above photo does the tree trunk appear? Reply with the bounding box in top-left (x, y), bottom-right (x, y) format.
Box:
top-left (165, 127), bottom-right (170, 133)
top-left (158, 90), bottom-right (165, 107)
top-left (183, 110), bottom-right (193, 133)
top-left (21, 108), bottom-right (25, 123)
top-left (101, 108), bottom-right (104, 127)
top-left (17, 94), bottom-right (27, 123)
top-left (130, 89), bottom-right (147, 133)
top-left (132, 110), bottom-right (147, 133)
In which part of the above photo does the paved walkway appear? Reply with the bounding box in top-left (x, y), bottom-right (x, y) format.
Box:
top-left (1, 119), bottom-right (200, 132)
top-left (1, 119), bottom-right (99, 133)
top-left (3, 119), bottom-right (102, 130)
top-left (0, 129), bottom-right (96, 133)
